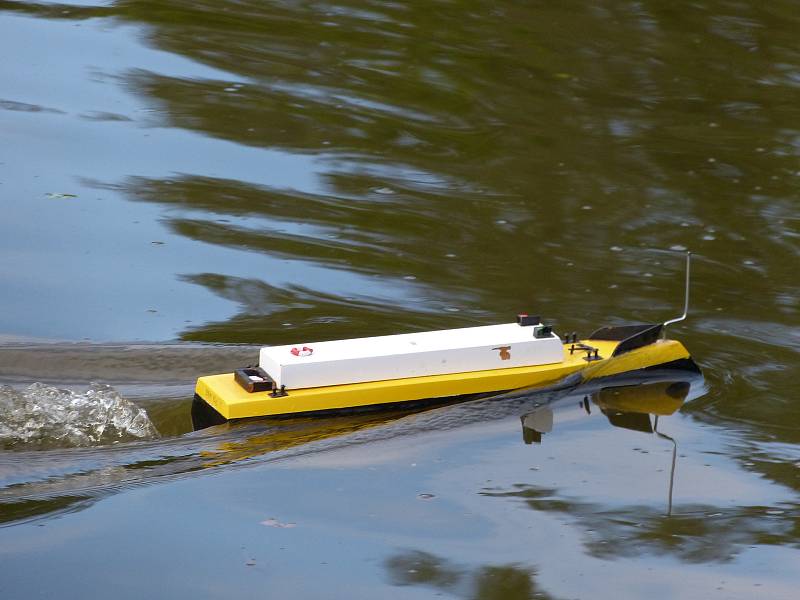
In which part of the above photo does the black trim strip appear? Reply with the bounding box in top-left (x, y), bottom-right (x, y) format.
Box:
top-left (191, 394), bottom-right (229, 429)
top-left (191, 390), bottom-right (499, 430)
top-left (642, 357), bottom-right (701, 374)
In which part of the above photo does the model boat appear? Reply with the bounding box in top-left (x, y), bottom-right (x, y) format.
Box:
top-left (193, 254), bottom-right (699, 423)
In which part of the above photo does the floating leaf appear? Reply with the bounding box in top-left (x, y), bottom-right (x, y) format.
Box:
top-left (260, 518), bottom-right (297, 528)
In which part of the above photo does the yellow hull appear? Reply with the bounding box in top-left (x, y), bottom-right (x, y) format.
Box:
top-left (195, 338), bottom-right (692, 420)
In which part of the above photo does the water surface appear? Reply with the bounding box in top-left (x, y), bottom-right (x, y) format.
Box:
top-left (1, 0), bottom-right (799, 598)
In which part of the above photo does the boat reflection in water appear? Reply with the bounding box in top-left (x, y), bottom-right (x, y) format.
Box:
top-left (194, 366), bottom-right (702, 481)
top-left (520, 378), bottom-right (697, 515)
top-left (521, 380), bottom-right (690, 443)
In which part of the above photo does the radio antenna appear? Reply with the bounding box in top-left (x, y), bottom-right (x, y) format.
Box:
top-left (663, 251), bottom-right (691, 332)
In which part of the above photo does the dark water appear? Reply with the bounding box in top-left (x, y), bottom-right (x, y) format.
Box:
top-left (1, 0), bottom-right (799, 597)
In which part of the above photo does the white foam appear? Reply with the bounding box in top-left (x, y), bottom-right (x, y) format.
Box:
top-left (0, 383), bottom-right (158, 449)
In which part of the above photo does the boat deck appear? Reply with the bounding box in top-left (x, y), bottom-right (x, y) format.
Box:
top-left (195, 338), bottom-right (691, 420)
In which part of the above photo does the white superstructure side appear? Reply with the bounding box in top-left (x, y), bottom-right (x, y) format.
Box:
top-left (259, 322), bottom-right (563, 389)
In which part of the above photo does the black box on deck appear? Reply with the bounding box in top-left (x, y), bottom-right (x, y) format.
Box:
top-left (516, 314), bottom-right (541, 327)
top-left (234, 368), bottom-right (274, 393)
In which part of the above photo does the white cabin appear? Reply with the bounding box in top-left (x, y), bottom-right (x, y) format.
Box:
top-left (259, 321), bottom-right (563, 389)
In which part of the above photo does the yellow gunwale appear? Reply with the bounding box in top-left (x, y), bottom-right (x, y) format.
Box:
top-left (195, 338), bottom-right (691, 420)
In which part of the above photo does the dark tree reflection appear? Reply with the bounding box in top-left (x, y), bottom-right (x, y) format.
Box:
top-left (385, 550), bottom-right (562, 600)
top-left (481, 484), bottom-right (800, 563)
